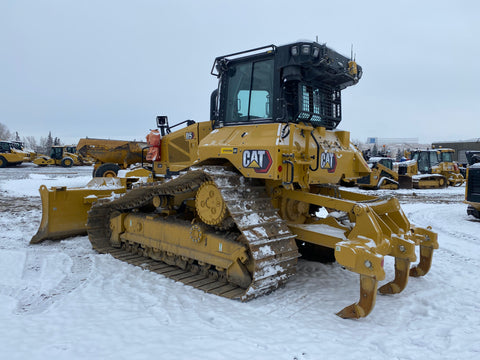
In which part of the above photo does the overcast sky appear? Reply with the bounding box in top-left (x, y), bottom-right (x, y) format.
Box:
top-left (1, 0), bottom-right (479, 145)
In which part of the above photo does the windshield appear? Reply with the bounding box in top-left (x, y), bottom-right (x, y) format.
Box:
top-left (440, 151), bottom-right (453, 162)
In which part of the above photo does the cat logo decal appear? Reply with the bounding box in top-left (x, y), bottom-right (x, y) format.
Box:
top-left (320, 152), bottom-right (337, 173)
top-left (242, 150), bottom-right (272, 173)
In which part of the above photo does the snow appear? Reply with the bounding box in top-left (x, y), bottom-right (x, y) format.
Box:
top-left (1, 164), bottom-right (480, 359)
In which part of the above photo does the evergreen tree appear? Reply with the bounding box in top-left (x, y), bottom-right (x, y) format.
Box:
top-left (46, 131), bottom-right (53, 149)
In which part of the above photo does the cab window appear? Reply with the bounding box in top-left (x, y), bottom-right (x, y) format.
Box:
top-left (224, 59), bottom-right (273, 123)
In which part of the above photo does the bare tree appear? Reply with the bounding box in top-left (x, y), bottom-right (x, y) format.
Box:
top-left (0, 122), bottom-right (11, 140)
top-left (23, 136), bottom-right (38, 152)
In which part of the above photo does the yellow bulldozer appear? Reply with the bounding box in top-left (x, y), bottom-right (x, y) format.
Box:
top-left (33, 145), bottom-right (91, 167)
top-left (30, 41), bottom-right (438, 319)
top-left (408, 148), bottom-right (464, 187)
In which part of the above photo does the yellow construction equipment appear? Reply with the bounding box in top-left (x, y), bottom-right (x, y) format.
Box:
top-left (31, 41), bottom-right (438, 319)
top-left (34, 145), bottom-right (91, 167)
top-left (409, 148), bottom-right (464, 188)
top-left (356, 157), bottom-right (413, 189)
top-left (0, 140), bottom-right (31, 167)
top-left (76, 138), bottom-right (147, 177)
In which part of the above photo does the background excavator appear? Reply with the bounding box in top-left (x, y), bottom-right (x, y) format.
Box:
top-left (30, 41), bottom-right (438, 319)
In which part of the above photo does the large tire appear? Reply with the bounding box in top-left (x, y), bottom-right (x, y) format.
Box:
top-left (61, 157), bottom-right (74, 168)
top-left (0, 156), bottom-right (7, 168)
top-left (94, 163), bottom-right (120, 177)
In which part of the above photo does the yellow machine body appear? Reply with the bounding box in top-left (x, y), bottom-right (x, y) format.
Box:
top-left (76, 138), bottom-right (147, 176)
top-left (31, 41), bottom-right (438, 319)
top-left (0, 140), bottom-right (31, 167)
top-left (33, 145), bottom-right (90, 167)
top-left (356, 157), bottom-right (413, 190)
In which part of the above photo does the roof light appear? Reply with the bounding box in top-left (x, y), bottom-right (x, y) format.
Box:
top-left (312, 46), bottom-right (320, 57)
top-left (291, 46), bottom-right (299, 56)
top-left (301, 44), bottom-right (311, 55)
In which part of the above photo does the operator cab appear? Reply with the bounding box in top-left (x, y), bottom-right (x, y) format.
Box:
top-left (50, 146), bottom-right (64, 160)
top-left (411, 150), bottom-right (440, 174)
top-left (0, 141), bottom-right (13, 153)
top-left (438, 150), bottom-right (454, 162)
top-left (211, 41), bottom-right (361, 130)
top-left (368, 157), bottom-right (394, 170)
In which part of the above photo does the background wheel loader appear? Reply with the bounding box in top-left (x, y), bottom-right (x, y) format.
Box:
top-left (34, 145), bottom-right (91, 167)
top-left (31, 41), bottom-right (438, 319)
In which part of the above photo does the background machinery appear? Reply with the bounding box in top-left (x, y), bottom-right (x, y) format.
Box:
top-left (33, 145), bottom-right (90, 167)
top-left (31, 41), bottom-right (438, 319)
top-left (76, 138), bottom-right (147, 177)
top-left (0, 140), bottom-right (31, 167)
top-left (356, 157), bottom-right (413, 189)
top-left (409, 148), bottom-right (464, 187)
top-left (465, 163), bottom-right (480, 219)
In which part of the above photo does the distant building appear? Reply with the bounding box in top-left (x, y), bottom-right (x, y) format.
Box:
top-left (366, 137), bottom-right (419, 145)
top-left (432, 140), bottom-right (480, 164)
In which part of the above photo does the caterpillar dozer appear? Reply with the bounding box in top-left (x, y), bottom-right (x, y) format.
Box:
top-left (30, 41), bottom-right (438, 318)
top-left (465, 163), bottom-right (480, 219)
top-left (409, 148), bottom-right (464, 188)
top-left (34, 145), bottom-right (91, 167)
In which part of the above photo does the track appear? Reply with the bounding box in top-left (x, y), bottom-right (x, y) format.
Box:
top-left (87, 167), bottom-right (298, 301)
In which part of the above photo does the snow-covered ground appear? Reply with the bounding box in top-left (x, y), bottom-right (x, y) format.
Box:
top-left (0, 164), bottom-right (479, 360)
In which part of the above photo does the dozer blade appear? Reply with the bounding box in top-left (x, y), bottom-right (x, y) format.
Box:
top-left (30, 178), bottom-right (126, 244)
top-left (398, 175), bottom-right (413, 189)
top-left (337, 275), bottom-right (377, 319)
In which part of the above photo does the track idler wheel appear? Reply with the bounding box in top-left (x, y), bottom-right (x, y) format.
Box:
top-left (336, 275), bottom-right (378, 319)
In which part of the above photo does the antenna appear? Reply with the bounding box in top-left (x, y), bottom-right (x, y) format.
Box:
top-left (316, 35), bottom-right (318, 42)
